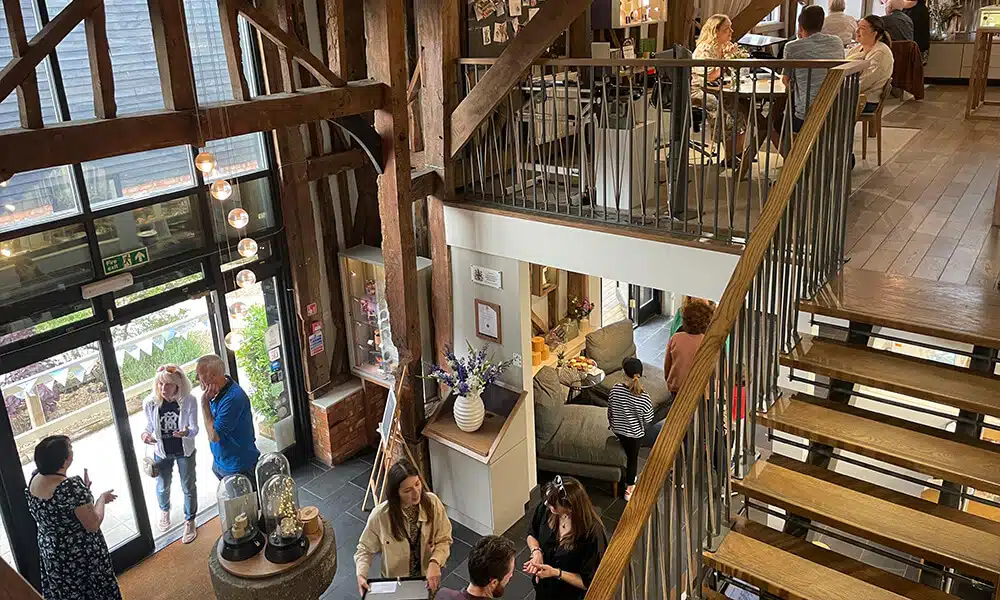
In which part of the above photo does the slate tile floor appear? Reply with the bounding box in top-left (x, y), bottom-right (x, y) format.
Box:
top-left (295, 451), bottom-right (629, 600)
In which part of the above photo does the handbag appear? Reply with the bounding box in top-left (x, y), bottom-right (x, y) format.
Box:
top-left (142, 442), bottom-right (159, 478)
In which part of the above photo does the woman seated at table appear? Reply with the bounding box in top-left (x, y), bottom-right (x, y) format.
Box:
top-left (691, 14), bottom-right (750, 165)
top-left (848, 15), bottom-right (895, 113)
top-left (355, 460), bottom-right (453, 596)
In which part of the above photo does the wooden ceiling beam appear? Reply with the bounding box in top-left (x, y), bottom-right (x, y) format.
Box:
top-left (146, 0), bottom-right (196, 111)
top-left (84, 3), bottom-right (116, 119)
top-left (306, 148), bottom-right (369, 180)
top-left (731, 0), bottom-right (786, 39)
top-left (0, 0), bottom-right (103, 104)
top-left (2, 0), bottom-right (44, 128)
top-left (0, 81), bottom-right (385, 179)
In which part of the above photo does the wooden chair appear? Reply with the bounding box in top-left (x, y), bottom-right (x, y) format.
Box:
top-left (858, 81), bottom-right (892, 166)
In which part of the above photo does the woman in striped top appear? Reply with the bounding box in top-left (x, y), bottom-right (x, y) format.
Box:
top-left (607, 358), bottom-right (654, 501)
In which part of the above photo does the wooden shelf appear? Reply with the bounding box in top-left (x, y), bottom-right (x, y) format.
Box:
top-left (532, 320), bottom-right (593, 376)
top-left (423, 385), bottom-right (525, 464)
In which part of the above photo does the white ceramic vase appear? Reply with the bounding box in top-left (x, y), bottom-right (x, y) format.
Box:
top-left (453, 389), bottom-right (485, 432)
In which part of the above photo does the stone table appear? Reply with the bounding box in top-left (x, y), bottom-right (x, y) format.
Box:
top-left (208, 520), bottom-right (336, 600)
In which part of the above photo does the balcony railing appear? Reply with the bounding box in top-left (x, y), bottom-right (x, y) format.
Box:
top-left (576, 61), bottom-right (864, 599)
top-left (456, 55), bottom-right (854, 247)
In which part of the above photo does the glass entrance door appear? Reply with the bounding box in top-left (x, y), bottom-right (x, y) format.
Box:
top-left (109, 298), bottom-right (220, 547)
top-left (1, 337), bottom-right (152, 570)
top-left (629, 285), bottom-right (661, 326)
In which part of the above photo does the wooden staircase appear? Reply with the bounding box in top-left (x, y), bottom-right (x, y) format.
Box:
top-left (707, 269), bottom-right (1000, 600)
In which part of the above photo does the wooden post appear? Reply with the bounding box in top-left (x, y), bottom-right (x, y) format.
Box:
top-left (146, 0), bottom-right (197, 112)
top-left (414, 0), bottom-right (459, 369)
top-left (84, 3), bottom-right (116, 119)
top-left (666, 0), bottom-right (695, 48)
top-left (2, 0), bottom-right (44, 128)
top-left (364, 0), bottom-right (425, 444)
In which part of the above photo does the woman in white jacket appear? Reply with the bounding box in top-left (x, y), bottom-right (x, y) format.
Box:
top-left (848, 15), bottom-right (895, 112)
top-left (141, 364), bottom-right (200, 543)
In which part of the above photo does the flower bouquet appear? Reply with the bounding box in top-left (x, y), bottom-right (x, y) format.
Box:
top-left (427, 342), bottom-right (513, 432)
top-left (567, 296), bottom-right (595, 322)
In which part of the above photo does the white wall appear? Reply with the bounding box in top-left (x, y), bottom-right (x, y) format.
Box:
top-left (444, 206), bottom-right (741, 303)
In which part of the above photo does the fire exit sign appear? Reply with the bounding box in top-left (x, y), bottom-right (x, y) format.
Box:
top-left (102, 248), bottom-right (150, 275)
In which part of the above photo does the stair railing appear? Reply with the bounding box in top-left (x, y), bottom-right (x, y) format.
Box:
top-left (456, 55), bottom-right (852, 248)
top-left (584, 61), bottom-right (864, 600)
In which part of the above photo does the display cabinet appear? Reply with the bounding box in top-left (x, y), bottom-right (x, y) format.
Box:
top-left (217, 474), bottom-right (265, 561)
top-left (261, 474), bottom-right (309, 564)
top-left (339, 245), bottom-right (435, 398)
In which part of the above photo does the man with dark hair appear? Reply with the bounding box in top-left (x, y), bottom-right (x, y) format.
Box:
top-left (437, 535), bottom-right (517, 598)
top-left (771, 5), bottom-right (845, 152)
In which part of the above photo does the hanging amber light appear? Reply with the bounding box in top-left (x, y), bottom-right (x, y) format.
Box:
top-left (210, 179), bottom-right (233, 201)
top-left (227, 208), bottom-right (249, 229)
top-left (0, 176), bottom-right (9, 188)
top-left (237, 237), bottom-right (258, 258)
top-left (224, 331), bottom-right (244, 351)
top-left (236, 269), bottom-right (256, 289)
top-left (195, 151), bottom-right (217, 174)
top-left (229, 301), bottom-right (249, 322)
top-left (0, 245), bottom-right (12, 258)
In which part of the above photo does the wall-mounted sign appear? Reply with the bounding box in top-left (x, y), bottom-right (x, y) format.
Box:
top-left (471, 265), bottom-right (503, 289)
top-left (265, 324), bottom-right (281, 350)
top-left (308, 329), bottom-right (325, 356)
top-left (102, 248), bottom-right (150, 275)
top-left (306, 302), bottom-right (318, 316)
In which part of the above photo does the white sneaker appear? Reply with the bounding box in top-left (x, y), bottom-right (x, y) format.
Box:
top-left (158, 511), bottom-right (171, 533)
top-left (624, 485), bottom-right (635, 501)
top-left (182, 520), bottom-right (197, 544)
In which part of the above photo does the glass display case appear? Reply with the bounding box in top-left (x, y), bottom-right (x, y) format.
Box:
top-left (339, 245), bottom-right (435, 398)
top-left (255, 452), bottom-right (291, 528)
top-left (217, 474), bottom-right (265, 561)
top-left (261, 474), bottom-right (309, 563)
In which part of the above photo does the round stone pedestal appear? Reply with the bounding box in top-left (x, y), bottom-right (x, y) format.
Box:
top-left (209, 520), bottom-right (336, 600)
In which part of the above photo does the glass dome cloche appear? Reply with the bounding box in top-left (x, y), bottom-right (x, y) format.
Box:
top-left (254, 452), bottom-right (291, 531)
top-left (261, 474), bottom-right (310, 564)
top-left (217, 474), bottom-right (265, 561)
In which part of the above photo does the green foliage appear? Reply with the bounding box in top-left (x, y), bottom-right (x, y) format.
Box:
top-left (235, 304), bottom-right (278, 422)
top-left (111, 308), bottom-right (190, 344)
top-left (32, 308), bottom-right (93, 335)
top-left (117, 333), bottom-right (211, 389)
top-left (116, 273), bottom-right (204, 307)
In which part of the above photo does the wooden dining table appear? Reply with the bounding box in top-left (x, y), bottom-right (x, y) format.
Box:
top-left (708, 72), bottom-right (788, 178)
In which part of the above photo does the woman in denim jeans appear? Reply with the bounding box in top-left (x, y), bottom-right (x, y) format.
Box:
top-left (141, 364), bottom-right (199, 543)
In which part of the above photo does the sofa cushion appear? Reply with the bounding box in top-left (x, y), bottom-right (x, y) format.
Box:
top-left (585, 320), bottom-right (636, 375)
top-left (538, 404), bottom-right (626, 468)
top-left (533, 366), bottom-right (570, 448)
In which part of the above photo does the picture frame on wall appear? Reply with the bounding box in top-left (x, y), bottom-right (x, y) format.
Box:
top-left (475, 299), bottom-right (502, 344)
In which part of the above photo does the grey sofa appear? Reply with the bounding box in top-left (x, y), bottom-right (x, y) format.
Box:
top-left (533, 366), bottom-right (626, 488)
top-left (583, 320), bottom-right (673, 421)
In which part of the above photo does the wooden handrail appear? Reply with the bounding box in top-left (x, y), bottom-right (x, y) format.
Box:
top-left (584, 60), bottom-right (865, 599)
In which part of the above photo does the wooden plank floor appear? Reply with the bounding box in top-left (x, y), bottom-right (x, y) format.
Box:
top-left (845, 85), bottom-right (1000, 286)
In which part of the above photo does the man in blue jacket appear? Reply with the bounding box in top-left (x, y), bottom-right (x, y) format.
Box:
top-left (196, 354), bottom-right (261, 486)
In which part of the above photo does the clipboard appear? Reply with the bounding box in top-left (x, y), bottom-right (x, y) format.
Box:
top-left (362, 576), bottom-right (430, 599)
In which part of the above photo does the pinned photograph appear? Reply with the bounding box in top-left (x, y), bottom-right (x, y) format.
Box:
top-left (509, 0), bottom-right (521, 16)
top-left (473, 0), bottom-right (494, 21)
top-left (494, 20), bottom-right (509, 43)
top-left (496, 0), bottom-right (505, 17)
top-left (482, 24), bottom-right (492, 45)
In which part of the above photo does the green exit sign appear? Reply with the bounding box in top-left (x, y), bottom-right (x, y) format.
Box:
top-left (103, 248), bottom-right (150, 275)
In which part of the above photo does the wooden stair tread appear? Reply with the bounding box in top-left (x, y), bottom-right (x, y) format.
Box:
top-left (762, 394), bottom-right (1000, 495)
top-left (707, 529), bottom-right (915, 600)
top-left (800, 268), bottom-right (1000, 348)
top-left (729, 517), bottom-right (957, 600)
top-left (734, 457), bottom-right (1000, 581)
top-left (781, 334), bottom-right (1000, 419)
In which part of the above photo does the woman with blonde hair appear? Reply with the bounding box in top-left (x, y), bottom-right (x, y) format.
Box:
top-left (524, 475), bottom-right (606, 599)
top-left (823, 0), bottom-right (858, 44)
top-left (691, 14), bottom-right (748, 165)
top-left (606, 357), bottom-right (653, 501)
top-left (141, 364), bottom-right (200, 542)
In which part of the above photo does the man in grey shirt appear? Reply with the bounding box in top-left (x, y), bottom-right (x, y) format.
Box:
top-left (884, 0), bottom-right (914, 42)
top-left (770, 5), bottom-right (844, 153)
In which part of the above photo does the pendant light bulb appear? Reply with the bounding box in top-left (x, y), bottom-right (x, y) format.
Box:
top-left (0, 174), bottom-right (9, 187)
top-left (236, 269), bottom-right (256, 289)
top-left (195, 151), bottom-right (217, 174)
top-left (210, 179), bottom-right (233, 201)
top-left (237, 237), bottom-right (258, 258)
top-left (229, 301), bottom-right (249, 322)
top-left (224, 331), bottom-right (244, 352)
top-left (227, 208), bottom-right (249, 229)
top-left (0, 246), bottom-right (12, 258)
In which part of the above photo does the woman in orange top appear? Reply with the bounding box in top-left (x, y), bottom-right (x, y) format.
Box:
top-left (663, 300), bottom-right (714, 397)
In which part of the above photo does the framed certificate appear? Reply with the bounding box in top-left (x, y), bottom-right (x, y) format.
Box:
top-left (475, 299), bottom-right (502, 344)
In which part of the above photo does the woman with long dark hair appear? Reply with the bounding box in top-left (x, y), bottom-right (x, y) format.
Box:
top-left (25, 435), bottom-right (122, 600)
top-left (524, 475), bottom-right (606, 600)
top-left (848, 15), bottom-right (895, 111)
top-left (355, 460), bottom-right (453, 596)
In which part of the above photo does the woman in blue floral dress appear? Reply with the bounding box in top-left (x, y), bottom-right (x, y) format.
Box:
top-left (25, 435), bottom-right (122, 600)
